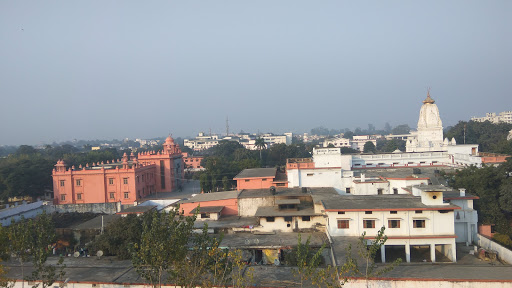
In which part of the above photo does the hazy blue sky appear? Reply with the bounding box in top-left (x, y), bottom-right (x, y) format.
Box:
top-left (1, 1), bottom-right (510, 145)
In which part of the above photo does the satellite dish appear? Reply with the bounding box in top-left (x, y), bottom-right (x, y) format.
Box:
top-left (96, 250), bottom-right (103, 259)
top-left (73, 251), bottom-right (80, 258)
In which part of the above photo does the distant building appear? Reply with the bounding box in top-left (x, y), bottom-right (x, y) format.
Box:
top-left (471, 111), bottom-right (512, 124)
top-left (182, 152), bottom-right (204, 171)
top-left (52, 136), bottom-right (184, 205)
top-left (184, 132), bottom-right (292, 151)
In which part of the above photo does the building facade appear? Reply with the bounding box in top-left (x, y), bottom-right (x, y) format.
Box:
top-left (52, 136), bottom-right (184, 205)
top-left (471, 111), bottom-right (512, 124)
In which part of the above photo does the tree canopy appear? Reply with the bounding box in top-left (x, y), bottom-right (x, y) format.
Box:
top-left (444, 121), bottom-right (512, 154)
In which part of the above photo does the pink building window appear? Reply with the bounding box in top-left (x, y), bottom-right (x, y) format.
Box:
top-left (123, 178), bottom-right (128, 185)
top-left (124, 192), bottom-right (129, 199)
top-left (60, 180), bottom-right (65, 187)
top-left (109, 192), bottom-right (115, 199)
top-left (76, 179), bottom-right (82, 186)
top-left (77, 194), bottom-right (82, 200)
top-left (109, 178), bottom-right (114, 185)
top-left (61, 195), bottom-right (66, 201)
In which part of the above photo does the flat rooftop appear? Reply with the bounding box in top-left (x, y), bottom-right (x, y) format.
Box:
top-left (254, 206), bottom-right (319, 217)
top-left (179, 190), bottom-right (239, 203)
top-left (234, 168), bottom-right (277, 179)
top-left (322, 195), bottom-right (460, 211)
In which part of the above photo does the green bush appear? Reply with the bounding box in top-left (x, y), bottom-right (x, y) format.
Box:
top-left (492, 233), bottom-right (512, 249)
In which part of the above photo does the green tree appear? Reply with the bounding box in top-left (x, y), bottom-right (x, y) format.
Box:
top-left (92, 214), bottom-right (143, 259)
top-left (200, 173), bottom-right (210, 193)
top-left (391, 124), bottom-right (410, 135)
top-left (173, 225), bottom-right (253, 288)
top-left (26, 212), bottom-right (66, 288)
top-left (345, 227), bottom-right (401, 288)
top-left (0, 224), bottom-right (10, 288)
top-left (363, 141), bottom-right (376, 154)
top-left (7, 213), bottom-right (65, 288)
top-left (8, 217), bottom-right (32, 288)
top-left (222, 176), bottom-right (230, 191)
top-left (132, 208), bottom-right (196, 288)
top-left (255, 138), bottom-right (266, 161)
top-left (444, 120), bottom-right (512, 154)
top-left (291, 234), bottom-right (325, 288)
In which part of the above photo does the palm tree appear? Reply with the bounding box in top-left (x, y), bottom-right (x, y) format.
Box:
top-left (255, 138), bottom-right (266, 160)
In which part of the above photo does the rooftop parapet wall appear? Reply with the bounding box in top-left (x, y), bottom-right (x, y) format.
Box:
top-left (286, 158), bottom-right (315, 170)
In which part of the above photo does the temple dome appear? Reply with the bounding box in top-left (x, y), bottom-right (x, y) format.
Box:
top-left (165, 135), bottom-right (175, 144)
top-left (417, 91), bottom-right (442, 129)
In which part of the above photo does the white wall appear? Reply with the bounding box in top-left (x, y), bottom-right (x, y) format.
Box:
top-left (254, 215), bottom-right (325, 233)
top-left (327, 210), bottom-right (455, 237)
top-left (477, 233), bottom-right (512, 264)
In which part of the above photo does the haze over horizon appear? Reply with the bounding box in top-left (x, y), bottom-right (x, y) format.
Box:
top-left (1, 1), bottom-right (510, 146)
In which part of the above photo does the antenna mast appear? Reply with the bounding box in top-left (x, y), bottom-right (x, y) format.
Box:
top-left (226, 116), bottom-right (229, 136)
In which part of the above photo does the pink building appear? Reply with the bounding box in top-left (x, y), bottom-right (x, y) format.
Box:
top-left (52, 136), bottom-right (184, 205)
top-left (234, 168), bottom-right (288, 191)
top-left (182, 152), bottom-right (204, 171)
top-left (179, 191), bottom-right (239, 218)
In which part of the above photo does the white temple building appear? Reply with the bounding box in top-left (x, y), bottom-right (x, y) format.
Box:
top-left (406, 91), bottom-right (457, 152)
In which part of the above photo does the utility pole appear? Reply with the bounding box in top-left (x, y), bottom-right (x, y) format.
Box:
top-left (464, 123), bottom-right (467, 144)
top-left (226, 116), bottom-right (229, 136)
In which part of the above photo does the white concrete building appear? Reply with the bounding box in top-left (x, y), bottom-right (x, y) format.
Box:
top-left (323, 187), bottom-right (460, 263)
top-left (351, 135), bottom-right (378, 152)
top-left (471, 111), bottom-right (512, 124)
top-left (237, 187), bottom-right (325, 233)
top-left (323, 135), bottom-right (378, 152)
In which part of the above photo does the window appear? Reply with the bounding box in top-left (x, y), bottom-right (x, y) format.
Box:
top-left (60, 180), bottom-right (65, 187)
top-left (200, 213), bottom-right (210, 219)
top-left (413, 220), bottom-right (425, 228)
top-left (262, 178), bottom-right (267, 181)
top-left (109, 178), bottom-right (114, 185)
top-left (415, 210), bottom-right (423, 214)
top-left (345, 188), bottom-right (351, 194)
top-left (393, 188), bottom-right (398, 194)
top-left (76, 179), bottom-right (82, 186)
top-left (60, 195), bottom-right (66, 201)
top-left (302, 216), bottom-right (310, 221)
top-left (377, 189), bottom-right (383, 195)
top-left (365, 211), bottom-right (372, 214)
top-left (142, 175), bottom-right (145, 181)
top-left (491, 225), bottom-right (496, 233)
top-left (123, 178), bottom-right (128, 185)
top-left (276, 183), bottom-right (286, 187)
top-left (307, 173), bottom-right (314, 176)
top-left (338, 211), bottom-right (345, 215)
top-left (124, 192), bottom-right (129, 199)
top-left (245, 180), bottom-right (250, 182)
top-left (266, 217), bottom-right (275, 222)
top-left (363, 220), bottom-right (375, 228)
top-left (439, 210), bottom-right (449, 214)
top-left (388, 220), bottom-right (400, 228)
top-left (284, 216), bottom-right (292, 222)
top-left (337, 220), bottom-right (349, 229)
top-left (77, 193), bottom-right (82, 200)
top-left (390, 211), bottom-right (398, 214)
top-left (110, 192), bottom-right (115, 199)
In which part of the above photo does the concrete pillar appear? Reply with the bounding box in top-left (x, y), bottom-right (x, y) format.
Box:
top-left (451, 244), bottom-right (457, 263)
top-left (430, 244), bottom-right (436, 263)
top-left (467, 222), bottom-right (472, 245)
top-left (381, 245), bottom-right (386, 263)
top-left (405, 243), bottom-right (411, 263)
